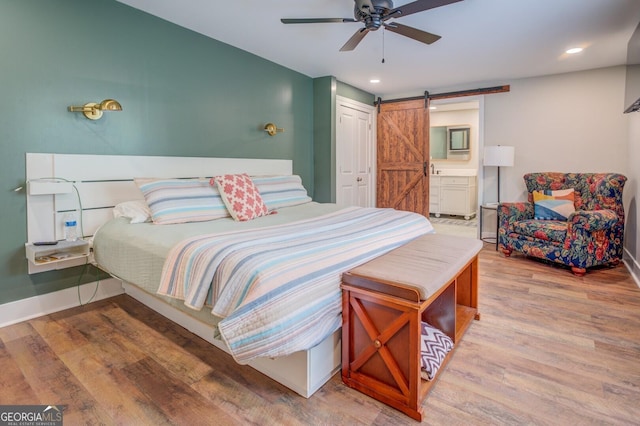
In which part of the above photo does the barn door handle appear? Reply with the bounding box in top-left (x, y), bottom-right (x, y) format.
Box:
top-left (423, 162), bottom-right (427, 176)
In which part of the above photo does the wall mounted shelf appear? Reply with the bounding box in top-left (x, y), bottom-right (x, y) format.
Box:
top-left (25, 240), bottom-right (90, 274)
top-left (27, 181), bottom-right (73, 195)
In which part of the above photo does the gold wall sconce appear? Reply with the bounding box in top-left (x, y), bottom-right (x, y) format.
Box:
top-left (68, 99), bottom-right (122, 120)
top-left (264, 123), bottom-right (284, 136)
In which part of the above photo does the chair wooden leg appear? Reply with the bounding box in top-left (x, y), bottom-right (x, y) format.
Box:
top-left (571, 267), bottom-right (586, 276)
top-left (501, 248), bottom-right (512, 257)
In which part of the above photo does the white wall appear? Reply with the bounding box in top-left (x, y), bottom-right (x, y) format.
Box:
top-left (484, 66), bottom-right (628, 203)
top-left (480, 66), bottom-right (630, 244)
top-left (625, 111), bottom-right (640, 284)
top-left (430, 107), bottom-right (480, 172)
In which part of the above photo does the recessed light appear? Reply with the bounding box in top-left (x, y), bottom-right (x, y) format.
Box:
top-left (566, 47), bottom-right (583, 54)
top-left (370, 79), bottom-right (380, 84)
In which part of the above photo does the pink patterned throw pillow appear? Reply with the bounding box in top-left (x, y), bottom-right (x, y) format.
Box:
top-left (211, 173), bottom-right (269, 221)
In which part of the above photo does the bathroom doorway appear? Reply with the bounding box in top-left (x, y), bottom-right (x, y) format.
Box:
top-left (428, 97), bottom-right (483, 239)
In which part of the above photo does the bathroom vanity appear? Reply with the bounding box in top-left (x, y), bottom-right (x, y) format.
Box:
top-left (429, 170), bottom-right (477, 220)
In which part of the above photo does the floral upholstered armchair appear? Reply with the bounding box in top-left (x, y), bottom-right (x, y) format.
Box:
top-left (498, 172), bottom-right (626, 275)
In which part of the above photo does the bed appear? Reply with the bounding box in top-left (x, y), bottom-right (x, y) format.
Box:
top-left (25, 153), bottom-right (433, 397)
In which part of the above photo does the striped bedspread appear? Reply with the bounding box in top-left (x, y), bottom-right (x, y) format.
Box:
top-left (157, 206), bottom-right (433, 363)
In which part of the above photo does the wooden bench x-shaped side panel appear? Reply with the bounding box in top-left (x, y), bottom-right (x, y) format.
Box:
top-left (349, 296), bottom-right (414, 398)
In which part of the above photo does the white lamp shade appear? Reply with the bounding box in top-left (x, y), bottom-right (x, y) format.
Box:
top-left (484, 145), bottom-right (515, 167)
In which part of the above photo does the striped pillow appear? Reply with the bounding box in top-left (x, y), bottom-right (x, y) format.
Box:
top-left (251, 175), bottom-right (312, 210)
top-left (135, 178), bottom-right (230, 224)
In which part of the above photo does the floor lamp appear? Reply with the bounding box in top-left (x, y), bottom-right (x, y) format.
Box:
top-left (483, 145), bottom-right (515, 203)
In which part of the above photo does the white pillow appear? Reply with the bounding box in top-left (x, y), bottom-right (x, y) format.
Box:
top-left (113, 200), bottom-right (152, 224)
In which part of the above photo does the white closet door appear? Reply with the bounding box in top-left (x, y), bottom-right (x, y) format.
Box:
top-left (336, 97), bottom-right (375, 207)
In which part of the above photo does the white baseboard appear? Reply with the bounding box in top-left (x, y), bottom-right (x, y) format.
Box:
top-left (481, 231), bottom-right (497, 240)
top-left (0, 278), bottom-right (124, 328)
top-left (623, 248), bottom-right (640, 289)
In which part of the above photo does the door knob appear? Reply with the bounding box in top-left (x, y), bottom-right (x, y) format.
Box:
top-left (356, 177), bottom-right (363, 182)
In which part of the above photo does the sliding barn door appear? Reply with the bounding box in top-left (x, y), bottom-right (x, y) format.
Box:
top-left (376, 99), bottom-right (430, 216)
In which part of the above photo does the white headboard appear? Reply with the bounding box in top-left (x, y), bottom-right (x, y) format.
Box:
top-left (25, 153), bottom-right (293, 272)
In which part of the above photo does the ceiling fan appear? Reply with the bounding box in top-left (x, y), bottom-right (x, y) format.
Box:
top-left (281, 0), bottom-right (463, 52)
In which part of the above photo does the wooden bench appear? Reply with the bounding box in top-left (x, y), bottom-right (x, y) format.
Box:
top-left (341, 233), bottom-right (483, 421)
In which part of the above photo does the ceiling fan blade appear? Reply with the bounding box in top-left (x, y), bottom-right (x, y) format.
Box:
top-left (383, 22), bottom-right (441, 45)
top-left (340, 28), bottom-right (370, 51)
top-left (281, 18), bottom-right (357, 24)
top-left (388, 0), bottom-right (463, 19)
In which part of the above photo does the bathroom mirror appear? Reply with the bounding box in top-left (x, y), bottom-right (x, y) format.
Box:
top-left (449, 127), bottom-right (470, 151)
top-left (430, 125), bottom-right (471, 160)
top-left (430, 126), bottom-right (448, 159)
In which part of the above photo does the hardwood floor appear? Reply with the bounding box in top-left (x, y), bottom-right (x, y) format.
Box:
top-left (1, 245), bottom-right (639, 425)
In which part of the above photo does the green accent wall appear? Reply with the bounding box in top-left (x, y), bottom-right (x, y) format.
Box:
top-left (337, 81), bottom-right (376, 106)
top-left (0, 0), bottom-right (315, 304)
top-left (312, 77), bottom-right (337, 203)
